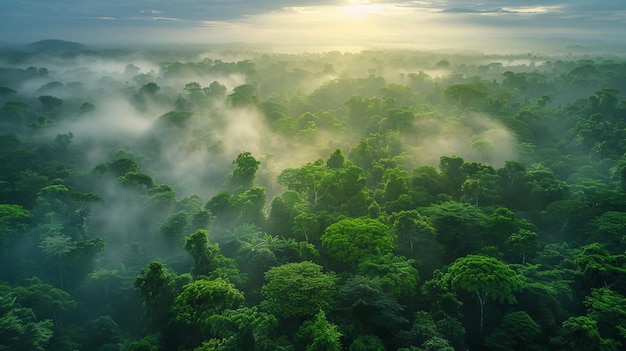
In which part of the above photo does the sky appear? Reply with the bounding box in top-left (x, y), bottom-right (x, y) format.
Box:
top-left (1, 0), bottom-right (625, 50)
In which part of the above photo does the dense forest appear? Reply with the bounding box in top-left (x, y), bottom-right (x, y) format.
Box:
top-left (2, 41), bottom-right (626, 351)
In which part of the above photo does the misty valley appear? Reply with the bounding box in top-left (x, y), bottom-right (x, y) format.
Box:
top-left (2, 41), bottom-right (626, 351)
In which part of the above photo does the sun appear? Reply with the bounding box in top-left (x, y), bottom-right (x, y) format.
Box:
top-left (339, 1), bottom-right (389, 19)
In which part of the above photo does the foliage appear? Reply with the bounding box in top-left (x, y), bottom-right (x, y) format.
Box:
top-left (2, 47), bottom-right (626, 351)
top-left (296, 310), bottom-right (342, 351)
top-left (261, 261), bottom-right (338, 319)
top-left (0, 294), bottom-right (54, 351)
top-left (356, 253), bottom-right (420, 299)
top-left (444, 254), bottom-right (524, 333)
top-left (321, 217), bottom-right (395, 268)
top-left (228, 151), bottom-right (261, 192)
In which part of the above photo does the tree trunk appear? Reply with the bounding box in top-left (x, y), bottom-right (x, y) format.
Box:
top-left (476, 290), bottom-right (486, 334)
top-left (58, 265), bottom-right (64, 290)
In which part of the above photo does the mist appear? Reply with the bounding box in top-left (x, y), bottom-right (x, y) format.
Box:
top-left (3, 38), bottom-right (626, 351)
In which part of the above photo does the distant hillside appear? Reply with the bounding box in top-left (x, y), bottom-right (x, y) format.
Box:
top-left (26, 39), bottom-right (87, 51)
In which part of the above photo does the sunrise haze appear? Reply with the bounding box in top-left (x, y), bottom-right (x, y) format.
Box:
top-left (1, 0), bottom-right (625, 51)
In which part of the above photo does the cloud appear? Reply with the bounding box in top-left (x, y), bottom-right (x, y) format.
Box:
top-left (1, 0), bottom-right (625, 46)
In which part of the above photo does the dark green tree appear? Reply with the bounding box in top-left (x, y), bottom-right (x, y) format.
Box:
top-left (356, 253), bottom-right (419, 300)
top-left (484, 311), bottom-right (541, 351)
top-left (228, 151), bottom-right (260, 192)
top-left (261, 261), bottom-right (338, 320)
top-left (338, 275), bottom-right (408, 337)
top-left (326, 149), bottom-right (345, 169)
top-left (170, 278), bottom-right (244, 348)
top-left (321, 218), bottom-right (395, 269)
top-left (183, 230), bottom-right (240, 283)
top-left (227, 84), bottom-right (258, 108)
top-left (134, 261), bottom-right (178, 333)
top-left (505, 229), bottom-right (541, 264)
top-left (444, 254), bottom-right (525, 333)
top-left (296, 310), bottom-right (342, 351)
top-left (39, 233), bottom-right (76, 289)
top-left (0, 294), bottom-right (54, 351)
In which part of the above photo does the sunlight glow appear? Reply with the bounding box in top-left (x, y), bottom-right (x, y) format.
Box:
top-left (503, 6), bottom-right (563, 14)
top-left (339, 3), bottom-right (394, 19)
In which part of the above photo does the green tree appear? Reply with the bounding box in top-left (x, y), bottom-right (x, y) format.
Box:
top-left (261, 261), bottom-right (338, 320)
top-left (586, 211), bottom-right (626, 252)
top-left (573, 243), bottom-right (626, 290)
top-left (317, 165), bottom-right (371, 217)
top-left (419, 201), bottom-right (487, 261)
top-left (183, 229), bottom-right (219, 277)
top-left (338, 275), bottom-right (408, 335)
top-left (484, 311), bottom-right (541, 351)
top-left (444, 254), bottom-right (524, 333)
top-left (183, 230), bottom-right (241, 284)
top-left (205, 80), bottom-right (227, 97)
top-left (134, 261), bottom-right (178, 333)
top-left (183, 82), bottom-right (205, 105)
top-left (321, 218), bottom-right (395, 268)
top-left (203, 307), bottom-right (279, 351)
top-left (420, 336), bottom-right (455, 351)
top-left (348, 334), bottom-right (385, 351)
top-left (86, 268), bottom-right (126, 307)
top-left (438, 156), bottom-right (465, 196)
top-left (0, 294), bottom-right (54, 351)
top-left (483, 207), bottom-right (525, 252)
top-left (171, 278), bottom-right (245, 348)
top-left (159, 210), bottom-right (190, 245)
top-left (326, 149), bottom-right (345, 169)
top-left (356, 253), bottom-right (420, 300)
top-left (556, 316), bottom-right (607, 351)
top-left (397, 311), bottom-right (440, 348)
top-left (0, 204), bottom-right (31, 251)
top-left (228, 151), bottom-right (260, 192)
top-left (266, 190), bottom-right (306, 237)
top-left (296, 310), bottom-right (342, 351)
top-left (2, 277), bottom-right (76, 328)
top-left (293, 212), bottom-right (320, 243)
top-left (38, 95), bottom-right (63, 116)
top-left (231, 186), bottom-right (267, 226)
top-left (227, 84), bottom-right (258, 108)
top-left (443, 83), bottom-right (488, 108)
top-left (506, 229), bottom-right (541, 264)
top-left (39, 233), bottom-right (76, 289)
top-left (234, 232), bottom-right (279, 282)
top-left (524, 168), bottom-right (569, 210)
top-left (390, 210), bottom-right (443, 272)
top-left (496, 160), bottom-right (528, 208)
top-left (278, 160), bottom-right (328, 205)
top-left (83, 315), bottom-right (124, 351)
top-left (540, 199), bottom-right (591, 242)
top-left (585, 288), bottom-right (626, 344)
top-left (138, 82), bottom-right (160, 96)
top-left (381, 169), bottom-right (409, 204)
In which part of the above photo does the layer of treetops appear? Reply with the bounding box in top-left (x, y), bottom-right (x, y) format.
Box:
top-left (1, 44), bottom-right (626, 351)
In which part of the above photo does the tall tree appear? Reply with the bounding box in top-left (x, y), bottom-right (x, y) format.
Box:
top-left (261, 261), bottom-right (338, 320)
top-left (296, 310), bottom-right (342, 351)
top-left (0, 204), bottom-right (31, 252)
top-left (444, 254), bottom-right (524, 333)
top-left (228, 151), bottom-right (260, 192)
top-left (505, 229), bottom-right (541, 264)
top-left (183, 229), bottom-right (219, 277)
top-left (170, 278), bottom-right (245, 348)
top-left (0, 294), bottom-right (54, 351)
top-left (356, 253), bottom-right (420, 300)
top-left (39, 233), bottom-right (76, 289)
top-left (134, 261), bottom-right (178, 334)
top-left (484, 311), bottom-right (541, 351)
top-left (321, 218), bottom-right (395, 269)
